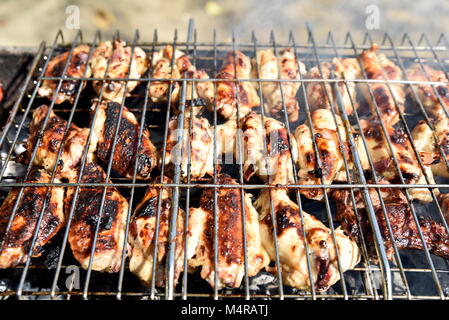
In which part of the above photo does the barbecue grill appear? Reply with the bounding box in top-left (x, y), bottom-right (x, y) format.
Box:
top-left (1, 19), bottom-right (449, 300)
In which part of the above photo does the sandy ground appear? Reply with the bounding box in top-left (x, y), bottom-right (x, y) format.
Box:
top-left (0, 0), bottom-right (447, 46)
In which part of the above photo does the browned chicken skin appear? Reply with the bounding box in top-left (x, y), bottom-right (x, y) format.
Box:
top-left (128, 176), bottom-right (185, 286)
top-left (90, 100), bottom-right (158, 180)
top-left (187, 174), bottom-right (269, 289)
top-left (66, 162), bottom-right (129, 272)
top-left (332, 178), bottom-right (449, 262)
top-left (39, 44), bottom-right (92, 104)
top-left (359, 44), bottom-right (405, 125)
top-left (0, 168), bottom-right (65, 268)
top-left (21, 105), bottom-right (95, 181)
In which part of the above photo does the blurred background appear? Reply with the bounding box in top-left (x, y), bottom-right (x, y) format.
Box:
top-left (0, 0), bottom-right (447, 46)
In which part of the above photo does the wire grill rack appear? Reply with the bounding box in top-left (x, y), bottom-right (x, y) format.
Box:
top-left (1, 19), bottom-right (449, 300)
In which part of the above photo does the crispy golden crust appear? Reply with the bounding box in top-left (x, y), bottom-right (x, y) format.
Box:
top-left (38, 44), bottom-right (92, 104)
top-left (0, 168), bottom-right (65, 268)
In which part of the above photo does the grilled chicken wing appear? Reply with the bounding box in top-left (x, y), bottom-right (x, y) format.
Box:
top-left (239, 112), bottom-right (297, 184)
top-left (406, 64), bottom-right (449, 119)
top-left (412, 117), bottom-right (449, 178)
top-left (128, 177), bottom-right (185, 286)
top-left (164, 108), bottom-right (214, 180)
top-left (306, 58), bottom-right (361, 115)
top-left (90, 40), bottom-right (148, 102)
top-left (66, 162), bottom-right (129, 272)
top-left (187, 174), bottom-right (269, 289)
top-left (38, 44), bottom-right (92, 104)
top-left (0, 168), bottom-right (65, 268)
top-left (206, 51), bottom-right (260, 119)
top-left (254, 189), bottom-right (360, 291)
top-left (253, 49), bottom-right (305, 122)
top-left (90, 100), bottom-right (158, 180)
top-left (149, 45), bottom-right (212, 106)
top-left (21, 105), bottom-right (95, 181)
top-left (359, 44), bottom-right (405, 125)
top-left (295, 109), bottom-right (349, 200)
top-left (333, 178), bottom-right (449, 262)
top-left (360, 119), bottom-right (438, 202)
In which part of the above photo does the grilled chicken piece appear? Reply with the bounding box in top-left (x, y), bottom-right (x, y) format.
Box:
top-left (358, 44), bottom-right (405, 125)
top-left (253, 49), bottom-right (305, 122)
top-left (66, 162), bottom-right (129, 272)
top-left (406, 64), bottom-right (449, 119)
top-left (295, 109), bottom-right (349, 200)
top-left (149, 45), bottom-right (212, 106)
top-left (254, 189), bottom-right (360, 291)
top-left (332, 178), bottom-right (449, 262)
top-left (21, 105), bottom-right (95, 181)
top-left (164, 108), bottom-right (214, 180)
top-left (306, 58), bottom-right (361, 115)
top-left (38, 44), bottom-right (92, 104)
top-left (0, 168), bottom-right (65, 268)
top-left (360, 119), bottom-right (438, 202)
top-left (187, 174), bottom-right (269, 289)
top-left (206, 51), bottom-right (260, 119)
top-left (237, 112), bottom-right (297, 184)
top-left (90, 40), bottom-right (148, 102)
top-left (412, 117), bottom-right (449, 178)
top-left (90, 100), bottom-right (158, 180)
top-left (128, 177), bottom-right (184, 286)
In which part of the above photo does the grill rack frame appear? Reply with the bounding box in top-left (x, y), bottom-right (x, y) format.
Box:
top-left (0, 20), bottom-right (449, 300)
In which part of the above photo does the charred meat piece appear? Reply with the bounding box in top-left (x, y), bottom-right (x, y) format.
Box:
top-left (38, 44), bottom-right (91, 104)
top-left (128, 177), bottom-right (184, 286)
top-left (254, 188), bottom-right (360, 291)
top-left (91, 100), bottom-right (158, 180)
top-left (412, 117), bottom-right (449, 178)
top-left (358, 44), bottom-right (405, 125)
top-left (361, 119), bottom-right (438, 202)
top-left (406, 64), bottom-right (449, 119)
top-left (187, 174), bottom-right (269, 289)
top-left (21, 105), bottom-right (95, 181)
top-left (332, 178), bottom-right (449, 262)
top-left (252, 49), bottom-right (305, 122)
top-left (164, 108), bottom-right (215, 181)
top-left (207, 51), bottom-right (260, 119)
top-left (295, 109), bottom-right (349, 200)
top-left (0, 168), bottom-right (65, 268)
top-left (306, 58), bottom-right (361, 115)
top-left (90, 40), bottom-right (148, 102)
top-left (66, 162), bottom-right (129, 272)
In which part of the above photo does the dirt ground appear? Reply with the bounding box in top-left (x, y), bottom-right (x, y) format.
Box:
top-left (0, 0), bottom-right (447, 46)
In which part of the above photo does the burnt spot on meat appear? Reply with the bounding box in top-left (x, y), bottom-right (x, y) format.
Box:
top-left (134, 196), bottom-right (171, 219)
top-left (390, 128), bottom-right (407, 145)
top-left (373, 87), bottom-right (393, 114)
top-left (364, 124), bottom-right (384, 142)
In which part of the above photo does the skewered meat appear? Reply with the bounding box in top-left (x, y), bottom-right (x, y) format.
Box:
top-left (164, 108), bottom-right (214, 180)
top-left (412, 117), bottom-right (449, 178)
top-left (254, 188), bottom-right (360, 291)
top-left (21, 105), bottom-right (95, 181)
top-left (90, 40), bottom-right (148, 102)
top-left (252, 49), bottom-right (305, 122)
top-left (38, 44), bottom-right (92, 104)
top-left (66, 162), bottom-right (129, 272)
top-left (360, 119), bottom-right (438, 202)
top-left (0, 168), bottom-right (65, 268)
top-left (332, 178), bottom-right (449, 262)
top-left (187, 174), bottom-right (269, 289)
top-left (239, 112), bottom-right (297, 184)
top-left (128, 177), bottom-right (184, 286)
top-left (149, 45), bottom-right (212, 106)
top-left (206, 51), bottom-right (260, 119)
top-left (406, 64), bottom-right (449, 119)
top-left (358, 44), bottom-right (405, 125)
top-left (295, 109), bottom-right (350, 200)
top-left (90, 100), bottom-right (158, 180)
top-left (306, 58), bottom-right (361, 115)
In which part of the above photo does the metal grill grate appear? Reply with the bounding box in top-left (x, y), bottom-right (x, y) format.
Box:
top-left (1, 19), bottom-right (449, 300)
